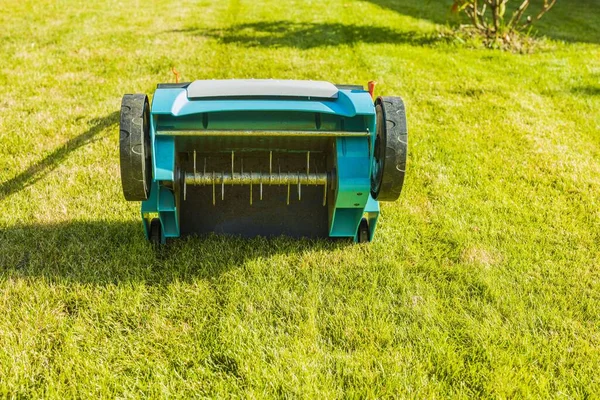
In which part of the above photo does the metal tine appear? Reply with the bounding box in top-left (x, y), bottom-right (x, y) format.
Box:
top-left (323, 177), bottom-right (327, 206)
top-left (193, 150), bottom-right (197, 180)
top-left (269, 151), bottom-right (272, 183)
top-left (259, 165), bottom-right (264, 200)
top-left (212, 171), bottom-right (216, 205)
top-left (250, 171), bottom-right (253, 205)
top-left (204, 157), bottom-right (206, 175)
top-left (280, 160), bottom-right (288, 205)
top-left (221, 171), bottom-right (225, 200)
top-left (306, 151), bottom-right (310, 178)
top-left (297, 171), bottom-right (301, 201)
top-left (183, 174), bottom-right (187, 201)
top-left (231, 151), bottom-right (234, 186)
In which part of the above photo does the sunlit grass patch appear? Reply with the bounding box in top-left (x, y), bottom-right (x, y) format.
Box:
top-left (0, 0), bottom-right (599, 397)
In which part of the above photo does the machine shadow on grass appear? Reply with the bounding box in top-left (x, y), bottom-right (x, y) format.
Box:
top-left (178, 21), bottom-right (442, 49)
top-left (0, 112), bottom-right (119, 201)
top-left (0, 220), bottom-right (353, 285)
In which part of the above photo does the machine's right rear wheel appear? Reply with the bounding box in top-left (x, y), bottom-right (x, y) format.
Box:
top-left (371, 96), bottom-right (408, 201)
top-left (120, 94), bottom-right (152, 201)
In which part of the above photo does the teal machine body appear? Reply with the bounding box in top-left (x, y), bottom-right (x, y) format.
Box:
top-left (119, 80), bottom-right (407, 243)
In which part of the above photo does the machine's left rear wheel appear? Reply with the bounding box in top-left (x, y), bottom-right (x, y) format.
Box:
top-left (120, 94), bottom-right (152, 201)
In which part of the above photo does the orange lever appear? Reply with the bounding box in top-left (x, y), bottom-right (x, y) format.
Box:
top-left (368, 81), bottom-right (377, 100)
top-left (172, 67), bottom-right (180, 84)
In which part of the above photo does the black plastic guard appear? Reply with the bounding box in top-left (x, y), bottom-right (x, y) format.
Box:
top-left (179, 185), bottom-right (329, 238)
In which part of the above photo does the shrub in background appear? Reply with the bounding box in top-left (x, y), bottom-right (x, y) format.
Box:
top-left (451, 0), bottom-right (557, 47)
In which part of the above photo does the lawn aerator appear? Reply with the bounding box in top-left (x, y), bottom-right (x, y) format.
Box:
top-left (119, 79), bottom-right (407, 244)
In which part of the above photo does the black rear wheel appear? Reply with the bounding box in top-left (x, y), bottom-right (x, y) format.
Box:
top-left (371, 96), bottom-right (408, 202)
top-left (120, 94), bottom-right (152, 201)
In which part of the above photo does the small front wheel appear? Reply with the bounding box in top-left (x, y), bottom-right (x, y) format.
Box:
top-left (357, 218), bottom-right (370, 243)
top-left (149, 218), bottom-right (162, 245)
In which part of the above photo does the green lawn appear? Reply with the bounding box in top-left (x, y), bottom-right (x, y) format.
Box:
top-left (1, 0), bottom-right (599, 397)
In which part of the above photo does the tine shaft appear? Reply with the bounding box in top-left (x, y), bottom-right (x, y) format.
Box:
top-left (183, 175), bottom-right (187, 201)
top-left (250, 172), bottom-right (253, 205)
top-left (204, 157), bottom-right (206, 174)
top-left (231, 151), bottom-right (234, 186)
top-left (186, 171), bottom-right (326, 186)
top-left (221, 171), bottom-right (225, 200)
top-left (287, 183), bottom-right (290, 205)
top-left (306, 151), bottom-right (310, 178)
top-left (193, 150), bottom-right (197, 178)
top-left (298, 171), bottom-right (301, 201)
top-left (260, 180), bottom-right (263, 200)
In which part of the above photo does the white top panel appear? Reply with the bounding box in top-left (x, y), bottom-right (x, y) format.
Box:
top-left (187, 79), bottom-right (339, 99)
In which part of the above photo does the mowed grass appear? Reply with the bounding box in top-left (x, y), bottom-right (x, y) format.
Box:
top-left (0, 0), bottom-right (599, 397)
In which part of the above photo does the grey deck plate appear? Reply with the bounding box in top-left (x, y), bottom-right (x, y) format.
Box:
top-left (187, 79), bottom-right (339, 99)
